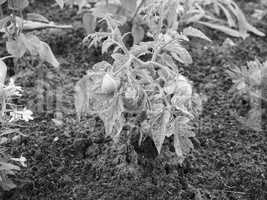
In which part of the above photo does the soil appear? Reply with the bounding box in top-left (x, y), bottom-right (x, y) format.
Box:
top-left (0, 0), bottom-right (266, 199)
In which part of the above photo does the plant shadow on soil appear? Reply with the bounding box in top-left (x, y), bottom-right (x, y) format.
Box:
top-left (1, 0), bottom-right (267, 199)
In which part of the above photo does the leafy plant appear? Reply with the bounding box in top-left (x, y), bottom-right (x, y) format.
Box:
top-left (0, 0), bottom-right (69, 191)
top-left (75, 8), bottom-right (203, 162)
top-left (227, 59), bottom-right (266, 131)
top-left (70, 0), bottom-right (265, 45)
top-left (227, 59), bottom-right (264, 98)
top-left (0, 59), bottom-right (30, 191)
top-left (177, 0), bottom-right (265, 38)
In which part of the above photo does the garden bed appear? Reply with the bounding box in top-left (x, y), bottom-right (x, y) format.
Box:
top-left (1, 0), bottom-right (266, 199)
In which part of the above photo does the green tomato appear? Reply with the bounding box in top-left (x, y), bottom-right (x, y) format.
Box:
top-left (101, 73), bottom-right (120, 94)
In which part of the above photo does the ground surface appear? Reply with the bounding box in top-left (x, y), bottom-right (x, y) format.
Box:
top-left (0, 0), bottom-right (267, 199)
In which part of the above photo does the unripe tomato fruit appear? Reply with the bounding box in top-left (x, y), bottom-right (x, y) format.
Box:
top-left (122, 86), bottom-right (146, 112)
top-left (101, 73), bottom-right (120, 94)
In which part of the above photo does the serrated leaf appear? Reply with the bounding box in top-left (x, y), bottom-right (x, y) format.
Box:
top-left (173, 117), bottom-right (194, 160)
top-left (6, 35), bottom-right (27, 58)
top-left (183, 26), bottom-right (211, 42)
top-left (99, 95), bottom-right (124, 136)
top-left (0, 59), bottom-right (7, 86)
top-left (132, 23), bottom-right (144, 44)
top-left (82, 12), bottom-right (96, 35)
top-left (8, 0), bottom-right (29, 10)
top-left (55, 0), bottom-right (64, 9)
top-left (165, 43), bottom-right (192, 65)
top-left (39, 41), bottom-right (59, 68)
top-left (151, 109), bottom-right (171, 154)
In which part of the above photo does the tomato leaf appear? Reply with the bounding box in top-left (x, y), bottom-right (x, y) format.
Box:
top-left (183, 26), bottom-right (211, 42)
top-left (151, 109), bottom-right (171, 154)
top-left (39, 41), bottom-right (59, 68)
top-left (99, 95), bottom-right (124, 137)
top-left (173, 117), bottom-right (195, 162)
top-left (164, 43), bottom-right (192, 65)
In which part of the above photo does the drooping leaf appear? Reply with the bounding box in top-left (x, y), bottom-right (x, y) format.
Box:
top-left (151, 109), bottom-right (171, 154)
top-left (99, 95), bottom-right (124, 136)
top-left (20, 34), bottom-right (59, 68)
top-left (39, 41), bottom-right (59, 68)
top-left (8, 0), bottom-right (29, 10)
top-left (183, 26), bottom-right (211, 42)
top-left (173, 116), bottom-right (195, 162)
